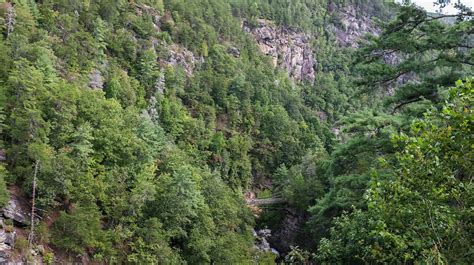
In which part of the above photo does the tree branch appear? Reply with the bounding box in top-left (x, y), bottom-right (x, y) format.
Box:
top-left (391, 97), bottom-right (424, 114)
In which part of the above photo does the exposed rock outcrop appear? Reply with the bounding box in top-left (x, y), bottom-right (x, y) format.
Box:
top-left (227, 46), bottom-right (241, 58)
top-left (0, 218), bottom-right (16, 264)
top-left (0, 230), bottom-right (6, 244)
top-left (157, 43), bottom-right (202, 76)
top-left (243, 20), bottom-right (316, 83)
top-left (253, 228), bottom-right (279, 256)
top-left (268, 208), bottom-right (307, 253)
top-left (4, 230), bottom-right (15, 247)
top-left (0, 249), bottom-right (10, 264)
top-left (88, 69), bottom-right (103, 90)
top-left (329, 4), bottom-right (380, 48)
top-left (3, 197), bottom-right (29, 227)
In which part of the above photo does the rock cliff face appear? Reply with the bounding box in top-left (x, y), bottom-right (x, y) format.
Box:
top-left (242, 5), bottom-right (379, 83)
top-left (268, 208), bottom-right (307, 253)
top-left (243, 20), bottom-right (316, 83)
top-left (157, 43), bottom-right (202, 76)
top-left (329, 4), bottom-right (380, 48)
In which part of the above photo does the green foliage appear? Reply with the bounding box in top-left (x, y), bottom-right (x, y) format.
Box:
top-left (51, 204), bottom-right (114, 259)
top-left (105, 66), bottom-right (145, 108)
top-left (0, 0), bottom-right (470, 263)
top-left (256, 189), bottom-right (272, 199)
top-left (0, 166), bottom-right (9, 208)
top-left (284, 246), bottom-right (313, 264)
top-left (317, 79), bottom-right (474, 264)
top-left (355, 3), bottom-right (473, 113)
top-left (36, 222), bottom-right (50, 244)
top-left (274, 149), bottom-right (328, 211)
top-left (252, 251), bottom-right (277, 264)
top-left (43, 252), bottom-right (54, 265)
top-left (302, 3), bottom-right (473, 256)
top-left (15, 237), bottom-right (29, 255)
top-left (127, 218), bottom-right (184, 264)
top-left (4, 225), bottom-right (13, 233)
top-left (305, 114), bottom-right (398, 245)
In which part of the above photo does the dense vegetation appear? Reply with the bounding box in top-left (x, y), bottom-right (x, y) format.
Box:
top-left (0, 0), bottom-right (471, 264)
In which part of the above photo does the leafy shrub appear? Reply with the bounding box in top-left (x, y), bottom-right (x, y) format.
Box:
top-left (36, 223), bottom-right (50, 244)
top-left (15, 237), bottom-right (29, 255)
top-left (0, 166), bottom-right (10, 207)
top-left (43, 252), bottom-right (54, 265)
top-left (5, 225), bottom-right (14, 233)
top-left (51, 204), bottom-right (114, 258)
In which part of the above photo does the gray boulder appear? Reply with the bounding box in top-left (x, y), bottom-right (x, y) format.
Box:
top-left (0, 230), bottom-right (6, 244)
top-left (4, 231), bottom-right (15, 247)
top-left (37, 245), bottom-right (45, 255)
top-left (0, 250), bottom-right (9, 264)
top-left (88, 69), bottom-right (103, 90)
top-left (227, 47), bottom-right (240, 58)
top-left (3, 199), bottom-right (28, 226)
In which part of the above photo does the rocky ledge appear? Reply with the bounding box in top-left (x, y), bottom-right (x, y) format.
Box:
top-left (3, 193), bottom-right (29, 227)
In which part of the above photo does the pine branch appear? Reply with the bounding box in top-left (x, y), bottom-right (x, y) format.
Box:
top-left (391, 91), bottom-right (438, 113)
top-left (391, 97), bottom-right (424, 113)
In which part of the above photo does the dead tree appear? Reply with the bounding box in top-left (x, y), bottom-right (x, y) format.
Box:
top-left (28, 159), bottom-right (39, 248)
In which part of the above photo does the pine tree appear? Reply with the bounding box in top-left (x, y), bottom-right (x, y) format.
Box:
top-left (356, 3), bottom-right (473, 112)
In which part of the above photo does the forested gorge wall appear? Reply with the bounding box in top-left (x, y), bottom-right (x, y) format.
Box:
top-left (0, 0), bottom-right (470, 264)
top-left (241, 3), bottom-right (380, 84)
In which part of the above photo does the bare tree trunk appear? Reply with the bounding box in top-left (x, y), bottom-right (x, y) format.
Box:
top-left (28, 159), bottom-right (39, 248)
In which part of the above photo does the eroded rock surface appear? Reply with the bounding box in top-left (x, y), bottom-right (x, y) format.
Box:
top-left (268, 208), bottom-right (307, 253)
top-left (159, 44), bottom-right (202, 76)
top-left (329, 4), bottom-right (380, 48)
top-left (3, 198), bottom-right (28, 227)
top-left (253, 228), bottom-right (279, 256)
top-left (243, 19), bottom-right (316, 83)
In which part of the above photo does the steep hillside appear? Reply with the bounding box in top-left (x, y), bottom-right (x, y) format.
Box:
top-left (0, 0), bottom-right (375, 263)
top-left (0, 0), bottom-right (472, 264)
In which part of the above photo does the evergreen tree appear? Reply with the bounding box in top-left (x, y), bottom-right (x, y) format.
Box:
top-left (318, 79), bottom-right (473, 264)
top-left (356, 3), bottom-right (473, 113)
